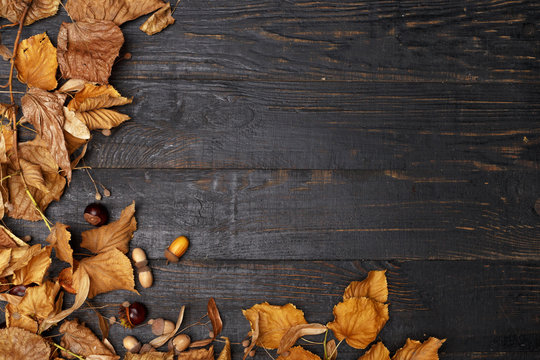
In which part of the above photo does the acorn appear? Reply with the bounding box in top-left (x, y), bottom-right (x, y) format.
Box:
top-left (132, 248), bottom-right (153, 288)
top-left (172, 334), bottom-right (191, 353)
top-left (148, 318), bottom-right (175, 336)
top-left (123, 336), bottom-right (141, 353)
top-left (132, 248), bottom-right (148, 268)
top-left (164, 236), bottom-right (189, 263)
top-left (119, 302), bottom-right (147, 328)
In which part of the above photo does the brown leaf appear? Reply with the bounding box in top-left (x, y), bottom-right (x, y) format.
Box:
top-left (359, 342), bottom-right (390, 360)
top-left (19, 158), bottom-right (48, 193)
top-left (276, 346), bottom-right (322, 360)
top-left (216, 337), bottom-right (231, 360)
top-left (344, 270), bottom-right (388, 303)
top-left (12, 245), bottom-right (52, 285)
top-left (5, 302), bottom-right (39, 332)
top-left (73, 248), bottom-right (136, 298)
top-left (125, 352), bottom-right (174, 360)
top-left (0, 327), bottom-right (51, 359)
top-left (81, 201), bottom-right (136, 254)
top-left (57, 20), bottom-right (124, 84)
top-left (76, 109), bottom-right (131, 130)
top-left (242, 302), bottom-right (307, 349)
top-left (11, 280), bottom-right (63, 331)
top-left (177, 346), bottom-right (214, 360)
top-left (15, 32), bottom-right (57, 90)
top-left (150, 305), bottom-right (185, 347)
top-left (0, 0), bottom-right (60, 25)
top-left (21, 88), bottom-right (71, 182)
top-left (392, 338), bottom-right (445, 360)
top-left (327, 297), bottom-right (389, 349)
top-left (64, 107), bottom-right (90, 140)
top-left (60, 319), bottom-right (119, 359)
top-left (59, 78), bottom-right (88, 93)
top-left (189, 338), bottom-right (214, 348)
top-left (46, 223), bottom-right (73, 266)
top-left (277, 323), bottom-right (327, 354)
top-left (0, 244), bottom-right (41, 277)
top-left (65, 0), bottom-right (166, 25)
top-left (0, 225), bottom-right (28, 249)
top-left (140, 3), bottom-right (175, 35)
top-left (326, 339), bottom-right (337, 360)
top-left (0, 33), bottom-right (12, 60)
top-left (0, 248), bottom-right (12, 274)
top-left (208, 297), bottom-right (223, 338)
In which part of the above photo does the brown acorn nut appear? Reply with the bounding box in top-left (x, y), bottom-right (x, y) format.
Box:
top-left (172, 334), bottom-right (191, 353)
top-left (137, 266), bottom-right (153, 288)
top-left (148, 318), bottom-right (175, 336)
top-left (164, 236), bottom-right (189, 263)
top-left (131, 248), bottom-right (148, 268)
top-left (123, 335), bottom-right (141, 353)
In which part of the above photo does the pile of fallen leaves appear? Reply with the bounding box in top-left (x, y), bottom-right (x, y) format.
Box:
top-left (242, 271), bottom-right (445, 360)
top-left (0, 0), bottom-right (177, 223)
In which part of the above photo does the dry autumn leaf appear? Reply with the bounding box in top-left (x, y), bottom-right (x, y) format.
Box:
top-left (21, 88), bottom-right (72, 182)
top-left (344, 270), bottom-right (388, 303)
top-left (242, 311), bottom-right (259, 360)
top-left (0, 327), bottom-right (51, 360)
top-left (276, 346), bottom-right (322, 360)
top-left (0, 244), bottom-right (42, 277)
top-left (5, 302), bottom-right (39, 332)
top-left (59, 78), bottom-right (88, 93)
top-left (150, 305), bottom-right (185, 347)
top-left (57, 20), bottom-right (124, 84)
top-left (0, 248), bottom-right (11, 274)
top-left (81, 201), bottom-right (136, 254)
top-left (125, 352), bottom-right (174, 360)
top-left (46, 223), bottom-right (73, 266)
top-left (0, 0), bottom-right (60, 25)
top-left (63, 107), bottom-right (91, 141)
top-left (60, 319), bottom-right (119, 359)
top-left (65, 0), bottom-right (165, 25)
top-left (326, 339), bottom-right (337, 360)
top-left (327, 297), bottom-right (389, 349)
top-left (359, 342), bottom-right (390, 360)
top-left (177, 346), bottom-right (214, 360)
top-left (242, 302), bottom-right (308, 349)
top-left (208, 297), bottom-right (223, 338)
top-left (0, 224), bottom-right (28, 248)
top-left (140, 3), bottom-right (175, 35)
top-left (0, 33), bottom-right (11, 60)
top-left (15, 32), bottom-right (58, 90)
top-left (12, 244), bottom-right (52, 285)
top-left (392, 338), bottom-right (445, 360)
top-left (216, 337), bottom-right (231, 360)
top-left (67, 83), bottom-right (132, 130)
top-left (277, 323), bottom-right (327, 354)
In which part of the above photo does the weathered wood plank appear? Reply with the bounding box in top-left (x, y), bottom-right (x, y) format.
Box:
top-left (1, 0), bottom-right (538, 83)
top-left (5, 169), bottom-right (539, 261)
top-left (11, 80), bottom-right (537, 170)
top-left (7, 260), bottom-right (534, 358)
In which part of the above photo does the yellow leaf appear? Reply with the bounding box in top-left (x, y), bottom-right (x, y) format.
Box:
top-left (242, 302), bottom-right (308, 349)
top-left (217, 337), bottom-right (231, 360)
top-left (19, 158), bottom-right (49, 194)
top-left (12, 245), bottom-right (52, 285)
top-left (81, 201), bottom-right (136, 254)
top-left (344, 270), bottom-right (388, 303)
top-left (392, 338), bottom-right (445, 360)
top-left (0, 248), bottom-right (11, 274)
top-left (0, 327), bottom-right (51, 359)
top-left (76, 108), bottom-right (130, 130)
top-left (359, 342), bottom-right (390, 360)
top-left (0, 244), bottom-right (41, 278)
top-left (46, 223), bottom-right (73, 266)
top-left (327, 297), bottom-right (389, 349)
top-left (16, 280), bottom-right (62, 321)
top-left (65, 0), bottom-right (165, 25)
top-left (68, 84), bottom-right (131, 111)
top-left (177, 346), bottom-right (214, 360)
top-left (5, 302), bottom-right (39, 332)
top-left (15, 32), bottom-right (57, 90)
top-left (140, 3), bottom-right (175, 36)
top-left (0, 0), bottom-right (60, 26)
top-left (276, 346), bottom-right (322, 360)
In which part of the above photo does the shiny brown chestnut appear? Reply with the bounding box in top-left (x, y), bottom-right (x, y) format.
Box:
top-left (84, 203), bottom-right (109, 226)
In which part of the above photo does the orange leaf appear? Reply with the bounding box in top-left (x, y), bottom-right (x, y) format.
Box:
top-left (12, 245), bottom-right (52, 285)
top-left (327, 297), bottom-right (389, 349)
top-left (46, 223), bottom-right (73, 266)
top-left (392, 338), bottom-right (445, 360)
top-left (208, 297), bottom-right (223, 338)
top-left (0, 327), bottom-right (51, 359)
top-left (65, 0), bottom-right (166, 25)
top-left (359, 342), bottom-right (391, 360)
top-left (81, 201), bottom-right (137, 254)
top-left (0, 244), bottom-right (41, 278)
top-left (15, 32), bottom-right (57, 90)
top-left (140, 3), bottom-right (175, 35)
top-left (242, 302), bottom-right (307, 349)
top-left (216, 337), bottom-right (231, 360)
top-left (344, 270), bottom-right (388, 303)
top-left (276, 346), bottom-right (322, 360)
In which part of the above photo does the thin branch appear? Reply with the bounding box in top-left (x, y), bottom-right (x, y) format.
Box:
top-left (51, 342), bottom-right (85, 360)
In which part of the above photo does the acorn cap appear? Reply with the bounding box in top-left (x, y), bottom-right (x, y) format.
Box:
top-left (164, 249), bottom-right (180, 263)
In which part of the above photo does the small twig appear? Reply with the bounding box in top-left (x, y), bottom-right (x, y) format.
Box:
top-left (171, 0), bottom-right (182, 15)
top-left (262, 347), bottom-right (275, 360)
top-left (0, 22), bottom-right (18, 29)
top-left (25, 188), bottom-right (52, 230)
top-left (323, 330), bottom-right (328, 360)
top-left (51, 342), bottom-right (85, 360)
top-left (299, 337), bottom-right (324, 345)
top-left (8, 0), bottom-right (33, 104)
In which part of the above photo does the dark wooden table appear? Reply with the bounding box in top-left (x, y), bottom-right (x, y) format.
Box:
top-left (1, 1), bottom-right (539, 359)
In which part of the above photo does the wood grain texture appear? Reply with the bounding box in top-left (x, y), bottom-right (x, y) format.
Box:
top-left (4, 168), bottom-right (539, 261)
top-left (1, 0), bottom-right (538, 83)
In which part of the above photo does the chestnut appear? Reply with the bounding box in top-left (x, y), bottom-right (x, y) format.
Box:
top-left (120, 302), bottom-right (147, 328)
top-left (8, 285), bottom-right (28, 297)
top-left (84, 203), bottom-right (109, 226)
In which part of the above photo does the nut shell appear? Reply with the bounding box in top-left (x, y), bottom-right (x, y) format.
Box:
top-left (165, 236), bottom-right (189, 262)
top-left (132, 248), bottom-right (148, 265)
top-left (172, 334), bottom-right (191, 352)
top-left (137, 266), bottom-right (153, 288)
top-left (123, 336), bottom-right (141, 353)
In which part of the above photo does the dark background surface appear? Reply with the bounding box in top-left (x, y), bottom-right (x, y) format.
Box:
top-left (1, 1), bottom-right (539, 359)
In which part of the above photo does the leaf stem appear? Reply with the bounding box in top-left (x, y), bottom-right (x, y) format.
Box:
top-left (323, 330), bottom-right (328, 360)
top-left (7, 0), bottom-right (33, 103)
top-left (25, 187), bottom-right (52, 230)
top-left (51, 342), bottom-right (85, 360)
top-left (328, 338), bottom-right (343, 360)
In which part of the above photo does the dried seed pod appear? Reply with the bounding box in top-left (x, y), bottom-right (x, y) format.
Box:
top-left (138, 266), bottom-right (153, 288)
top-left (242, 339), bottom-right (250, 347)
top-left (123, 336), bottom-right (141, 353)
top-left (172, 334), bottom-right (191, 353)
top-left (149, 318), bottom-right (175, 336)
top-left (164, 236), bottom-right (189, 263)
top-left (132, 248), bottom-right (148, 268)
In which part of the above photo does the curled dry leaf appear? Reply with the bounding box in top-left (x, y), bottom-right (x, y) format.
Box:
top-left (242, 311), bottom-right (259, 360)
top-left (57, 20), bottom-right (124, 84)
top-left (327, 297), bottom-right (389, 349)
top-left (60, 319), bottom-right (119, 360)
top-left (0, 224), bottom-right (28, 249)
top-left (15, 32), bottom-right (58, 90)
top-left (150, 305), bottom-right (185, 347)
top-left (0, 327), bottom-right (51, 360)
top-left (344, 270), bottom-right (388, 303)
top-left (276, 346), bottom-right (322, 360)
top-left (216, 337), bottom-right (231, 360)
top-left (0, 0), bottom-right (60, 25)
top-left (0, 248), bottom-right (12, 274)
top-left (208, 297), bottom-right (223, 338)
top-left (242, 302), bottom-right (308, 349)
top-left (81, 201), bottom-right (136, 254)
top-left (125, 352), bottom-right (174, 360)
top-left (359, 342), bottom-right (391, 360)
top-left (59, 78), bottom-right (88, 93)
top-left (12, 244), bottom-right (52, 285)
top-left (46, 223), bottom-right (73, 266)
top-left (177, 346), bottom-right (214, 360)
top-left (392, 338), bottom-right (445, 360)
top-left (66, 0), bottom-right (166, 25)
top-left (64, 107), bottom-right (91, 140)
top-left (21, 88), bottom-right (71, 182)
top-left (0, 244), bottom-right (41, 278)
top-left (326, 339), bottom-right (337, 360)
top-left (140, 3), bottom-right (175, 35)
top-left (277, 323), bottom-right (327, 354)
